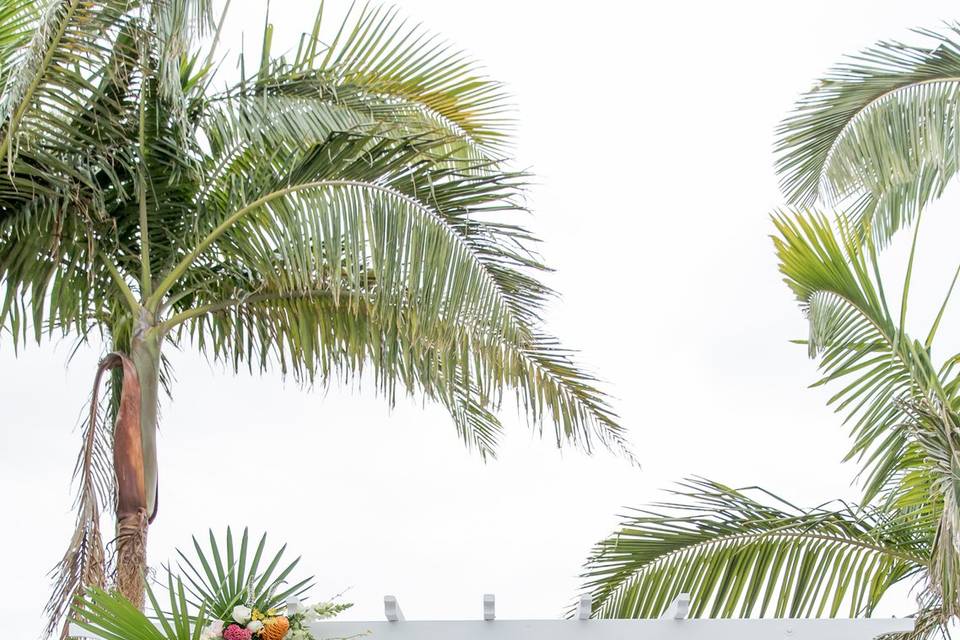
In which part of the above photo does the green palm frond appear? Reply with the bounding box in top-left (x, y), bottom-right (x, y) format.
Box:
top-left (74, 578), bottom-right (207, 640)
top-left (0, 0), bottom-right (141, 195)
top-left (0, 212), bottom-right (103, 346)
top-left (0, 1), bottom-right (162, 345)
top-left (772, 210), bottom-right (939, 500)
top-left (168, 278), bottom-right (624, 458)
top-left (152, 128), bottom-right (625, 457)
top-left (898, 400), bottom-right (960, 618)
top-left (200, 95), bottom-right (376, 191)
top-left (73, 587), bottom-right (168, 640)
top-left (582, 479), bottom-right (927, 621)
top-left (776, 25), bottom-right (960, 245)
top-left (0, 0), bottom-right (38, 83)
top-left (175, 527), bottom-right (313, 620)
top-left (166, 162), bottom-right (533, 350)
top-left (200, 124), bottom-right (547, 314)
top-left (218, 2), bottom-right (510, 160)
top-left (197, 117), bottom-right (543, 316)
top-left (149, 0), bottom-right (215, 102)
top-left (215, 178), bottom-right (529, 344)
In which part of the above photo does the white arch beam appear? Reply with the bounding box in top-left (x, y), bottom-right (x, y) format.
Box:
top-left (310, 617), bottom-right (913, 640)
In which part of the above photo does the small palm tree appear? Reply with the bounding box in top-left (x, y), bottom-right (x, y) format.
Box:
top-left (0, 0), bottom-right (629, 634)
top-left (579, 24), bottom-right (960, 639)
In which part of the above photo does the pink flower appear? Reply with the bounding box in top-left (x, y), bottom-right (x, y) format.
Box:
top-left (222, 624), bottom-right (252, 640)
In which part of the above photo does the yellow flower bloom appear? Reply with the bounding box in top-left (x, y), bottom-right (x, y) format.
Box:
top-left (251, 609), bottom-right (265, 621)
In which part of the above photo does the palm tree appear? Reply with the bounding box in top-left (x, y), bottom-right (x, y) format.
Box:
top-left (0, 0), bottom-right (629, 634)
top-left (579, 24), bottom-right (960, 639)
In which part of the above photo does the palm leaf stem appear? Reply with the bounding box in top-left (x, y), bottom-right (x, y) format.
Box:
top-left (99, 252), bottom-right (141, 313)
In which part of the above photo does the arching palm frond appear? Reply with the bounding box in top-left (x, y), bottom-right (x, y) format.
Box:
top-left (165, 138), bottom-right (533, 348)
top-left (776, 25), bottom-right (960, 246)
top-left (582, 479), bottom-right (927, 621)
top-left (197, 107), bottom-right (543, 319)
top-left (151, 124), bottom-right (625, 457)
top-left (216, 1), bottom-right (510, 164)
top-left (771, 166), bottom-right (960, 632)
top-left (0, 210), bottom-right (112, 346)
top-left (772, 210), bottom-right (940, 501)
top-left (0, 0), bottom-right (141, 199)
top-left (158, 187), bottom-right (621, 457)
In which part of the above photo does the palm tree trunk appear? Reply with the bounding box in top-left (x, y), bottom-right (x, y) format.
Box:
top-left (113, 326), bottom-right (161, 609)
top-left (109, 352), bottom-right (147, 609)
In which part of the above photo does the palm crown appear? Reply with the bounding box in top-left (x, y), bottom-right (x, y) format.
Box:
top-left (0, 0), bottom-right (630, 634)
top-left (579, 23), bottom-right (960, 639)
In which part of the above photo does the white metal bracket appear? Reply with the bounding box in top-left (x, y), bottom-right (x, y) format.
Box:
top-left (576, 595), bottom-right (592, 620)
top-left (385, 595), bottom-right (405, 622)
top-left (483, 594), bottom-right (495, 621)
top-left (661, 593), bottom-right (690, 620)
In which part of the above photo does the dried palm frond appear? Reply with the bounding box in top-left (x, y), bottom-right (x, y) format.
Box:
top-left (47, 351), bottom-right (145, 635)
top-left (45, 354), bottom-right (117, 637)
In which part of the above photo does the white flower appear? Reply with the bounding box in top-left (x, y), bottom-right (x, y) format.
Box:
top-left (232, 605), bottom-right (252, 624)
top-left (286, 598), bottom-right (305, 616)
top-left (305, 602), bottom-right (340, 622)
top-left (200, 620), bottom-right (224, 640)
top-left (246, 620), bottom-right (264, 633)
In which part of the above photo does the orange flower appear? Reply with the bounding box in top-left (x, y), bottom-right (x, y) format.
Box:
top-left (260, 616), bottom-right (290, 640)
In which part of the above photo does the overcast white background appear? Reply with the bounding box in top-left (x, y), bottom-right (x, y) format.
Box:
top-left (5, 1), bottom-right (960, 637)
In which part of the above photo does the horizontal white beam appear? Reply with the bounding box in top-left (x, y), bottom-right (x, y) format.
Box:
top-left (70, 617), bottom-right (915, 640)
top-left (310, 618), bottom-right (914, 640)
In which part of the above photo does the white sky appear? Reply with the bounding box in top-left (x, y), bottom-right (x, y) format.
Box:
top-left (5, 1), bottom-right (960, 636)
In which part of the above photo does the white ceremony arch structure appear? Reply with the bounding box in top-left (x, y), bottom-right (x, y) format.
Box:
top-left (311, 594), bottom-right (914, 640)
top-left (71, 593), bottom-right (915, 640)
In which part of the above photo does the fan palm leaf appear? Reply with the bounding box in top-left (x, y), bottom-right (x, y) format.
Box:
top-left (174, 528), bottom-right (313, 620)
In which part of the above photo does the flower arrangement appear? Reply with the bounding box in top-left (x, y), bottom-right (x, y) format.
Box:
top-left (200, 599), bottom-right (350, 640)
top-left (72, 528), bottom-right (351, 640)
